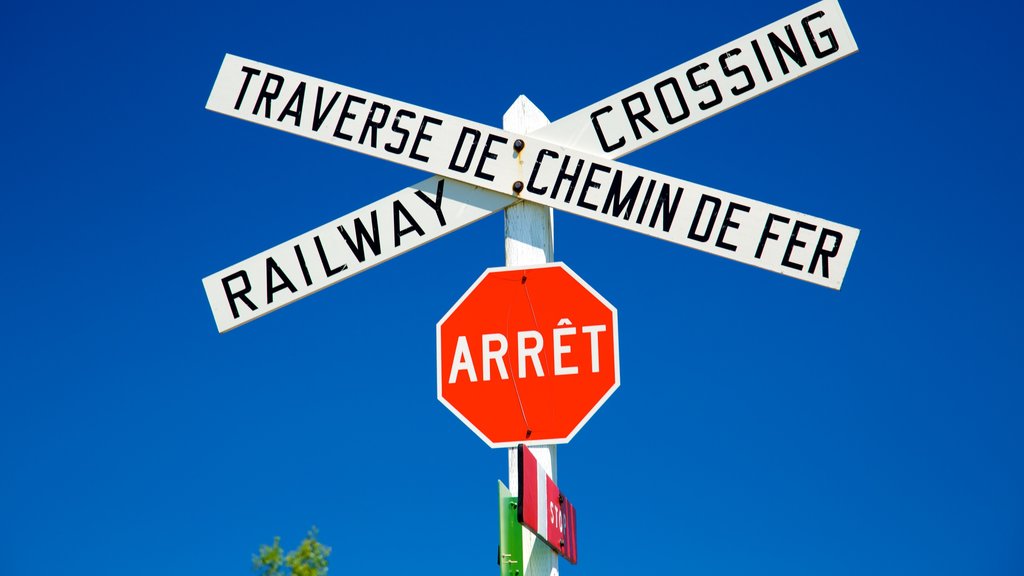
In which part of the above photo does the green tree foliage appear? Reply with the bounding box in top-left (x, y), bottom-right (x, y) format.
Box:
top-left (253, 527), bottom-right (330, 576)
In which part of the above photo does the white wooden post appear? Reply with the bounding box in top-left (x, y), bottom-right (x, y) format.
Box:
top-left (503, 95), bottom-right (558, 576)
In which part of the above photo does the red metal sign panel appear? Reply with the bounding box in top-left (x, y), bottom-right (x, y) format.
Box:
top-left (436, 262), bottom-right (619, 447)
top-left (517, 444), bottom-right (578, 564)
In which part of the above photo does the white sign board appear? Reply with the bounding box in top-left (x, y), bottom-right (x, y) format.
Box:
top-left (203, 178), bottom-right (514, 332)
top-left (204, 1), bottom-right (860, 331)
top-left (531, 0), bottom-right (857, 157)
top-left (206, 60), bottom-right (857, 278)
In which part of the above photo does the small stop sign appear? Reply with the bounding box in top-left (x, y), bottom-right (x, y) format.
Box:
top-left (437, 263), bottom-right (619, 447)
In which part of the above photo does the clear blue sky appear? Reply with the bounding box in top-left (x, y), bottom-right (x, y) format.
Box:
top-left (2, 1), bottom-right (1021, 575)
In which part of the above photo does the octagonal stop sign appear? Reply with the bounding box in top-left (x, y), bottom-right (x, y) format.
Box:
top-left (437, 262), bottom-right (619, 447)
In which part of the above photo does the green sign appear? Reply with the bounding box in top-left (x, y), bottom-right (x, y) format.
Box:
top-left (498, 481), bottom-right (523, 576)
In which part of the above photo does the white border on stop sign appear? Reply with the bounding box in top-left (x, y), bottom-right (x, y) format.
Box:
top-left (435, 261), bottom-right (620, 448)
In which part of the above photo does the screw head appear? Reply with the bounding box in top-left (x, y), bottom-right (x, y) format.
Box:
top-left (512, 181), bottom-right (524, 193)
top-left (513, 139), bottom-right (525, 152)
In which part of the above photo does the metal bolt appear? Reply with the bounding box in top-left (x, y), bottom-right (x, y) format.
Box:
top-left (513, 181), bottom-right (524, 193)
top-left (513, 139), bottom-right (525, 152)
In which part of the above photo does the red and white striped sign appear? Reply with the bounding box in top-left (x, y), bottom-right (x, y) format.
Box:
top-left (517, 444), bottom-right (578, 564)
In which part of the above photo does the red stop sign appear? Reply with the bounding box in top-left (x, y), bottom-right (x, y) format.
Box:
top-left (437, 263), bottom-right (619, 447)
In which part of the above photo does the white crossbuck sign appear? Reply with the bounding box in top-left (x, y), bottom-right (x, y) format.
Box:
top-left (204, 0), bottom-right (859, 333)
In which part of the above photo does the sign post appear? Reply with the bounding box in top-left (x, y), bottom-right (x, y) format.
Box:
top-left (503, 96), bottom-right (558, 576)
top-left (201, 3), bottom-right (863, 571)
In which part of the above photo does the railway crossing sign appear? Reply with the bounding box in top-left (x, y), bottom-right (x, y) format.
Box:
top-left (201, 1), bottom-right (862, 571)
top-left (437, 263), bottom-right (618, 447)
top-left (202, 0), bottom-right (860, 333)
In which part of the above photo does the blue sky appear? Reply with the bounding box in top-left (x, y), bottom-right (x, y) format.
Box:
top-left (1, 1), bottom-right (1021, 575)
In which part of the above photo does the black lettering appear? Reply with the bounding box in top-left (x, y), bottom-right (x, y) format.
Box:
top-left (384, 109), bottom-right (415, 154)
top-left (234, 66), bottom-right (262, 110)
top-left (578, 163), bottom-right (610, 211)
top-left (719, 49), bottom-right (755, 96)
top-left (294, 244), bottom-right (313, 287)
top-left (755, 214), bottom-right (790, 259)
top-left (715, 202), bottom-right (750, 251)
top-left (253, 73), bottom-right (284, 118)
top-left (552, 156), bottom-right (585, 202)
top-left (601, 171), bottom-right (644, 220)
top-left (410, 115), bottom-right (442, 162)
top-left (312, 88), bottom-right (340, 132)
top-left (809, 228), bottom-right (843, 278)
top-left (392, 200), bottom-right (424, 247)
top-left (801, 11), bottom-right (839, 58)
top-left (635, 180), bottom-right (656, 225)
top-left (654, 77), bottom-right (690, 124)
top-left (277, 81), bottom-right (306, 126)
top-left (782, 220), bottom-right (817, 271)
top-left (590, 106), bottom-right (625, 153)
top-left (751, 39), bottom-right (773, 82)
top-left (222, 271), bottom-right (258, 319)
top-left (649, 184), bottom-right (684, 232)
top-left (266, 257), bottom-right (297, 303)
top-left (359, 102), bottom-right (391, 147)
top-left (338, 212), bottom-right (382, 263)
top-left (414, 179), bottom-right (446, 226)
top-left (315, 235), bottom-right (348, 277)
top-left (527, 149), bottom-right (559, 195)
top-left (448, 127), bottom-right (480, 173)
top-left (622, 92), bottom-right (658, 140)
top-left (475, 134), bottom-right (507, 181)
top-left (333, 94), bottom-right (366, 141)
top-left (687, 194), bottom-right (722, 242)
top-left (768, 25), bottom-right (807, 74)
top-left (686, 63), bottom-right (723, 111)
